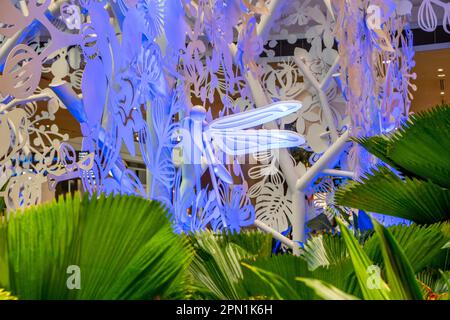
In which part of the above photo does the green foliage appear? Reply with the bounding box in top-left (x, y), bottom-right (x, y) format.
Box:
top-left (0, 193), bottom-right (192, 300)
top-left (335, 105), bottom-right (450, 224)
top-left (241, 260), bottom-right (306, 300)
top-left (336, 219), bottom-right (391, 300)
top-left (302, 232), bottom-right (348, 270)
top-left (358, 105), bottom-right (450, 188)
top-left (214, 230), bottom-right (273, 258)
top-left (296, 278), bottom-right (359, 300)
top-left (187, 230), bottom-right (272, 300)
top-left (371, 219), bottom-right (423, 300)
top-left (241, 255), bottom-right (313, 300)
top-left (188, 219), bottom-right (445, 300)
top-left (310, 259), bottom-right (361, 297)
top-left (241, 253), bottom-right (362, 300)
top-left (237, 221), bottom-right (369, 300)
top-left (364, 222), bottom-right (450, 273)
top-left (335, 168), bottom-right (449, 224)
top-left (240, 219), bottom-right (432, 300)
top-left (416, 269), bottom-right (449, 299)
top-left (0, 289), bottom-right (17, 300)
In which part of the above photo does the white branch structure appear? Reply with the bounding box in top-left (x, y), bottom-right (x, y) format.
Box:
top-left (230, 1), bottom-right (354, 255)
top-left (0, 92), bottom-right (52, 114)
top-left (0, 0), bottom-right (417, 240)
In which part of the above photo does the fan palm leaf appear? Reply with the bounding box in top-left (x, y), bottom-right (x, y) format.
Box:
top-left (335, 219), bottom-right (391, 299)
top-left (337, 105), bottom-right (450, 224)
top-left (0, 193), bottom-right (192, 300)
top-left (335, 167), bottom-right (450, 224)
top-left (187, 230), bottom-right (272, 300)
top-left (364, 222), bottom-right (450, 273)
top-left (241, 255), bottom-right (314, 300)
top-left (310, 260), bottom-right (361, 297)
top-left (356, 104), bottom-right (450, 188)
top-left (241, 254), bottom-right (362, 300)
top-left (371, 219), bottom-right (423, 300)
top-left (302, 232), bottom-right (348, 270)
top-left (241, 260), bottom-right (306, 300)
top-left (296, 278), bottom-right (359, 300)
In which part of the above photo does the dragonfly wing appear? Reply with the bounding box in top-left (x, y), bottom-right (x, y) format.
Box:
top-left (211, 129), bottom-right (305, 156)
top-left (203, 133), bottom-right (234, 184)
top-left (208, 100), bottom-right (303, 131)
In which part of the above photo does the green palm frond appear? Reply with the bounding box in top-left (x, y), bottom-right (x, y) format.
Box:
top-left (364, 222), bottom-right (450, 273)
top-left (310, 260), bottom-right (361, 298)
top-left (337, 218), bottom-right (427, 299)
top-left (337, 105), bottom-right (450, 225)
top-left (241, 260), bottom-right (305, 300)
top-left (215, 230), bottom-right (273, 258)
top-left (242, 254), bottom-right (361, 299)
top-left (336, 219), bottom-right (391, 300)
top-left (416, 269), bottom-right (449, 299)
top-left (241, 255), bottom-right (314, 300)
top-left (240, 253), bottom-right (363, 300)
top-left (355, 136), bottom-right (398, 169)
top-left (0, 193), bottom-right (192, 300)
top-left (242, 219), bottom-right (439, 300)
top-left (371, 219), bottom-right (423, 300)
top-left (0, 288), bottom-right (17, 300)
top-left (296, 278), bottom-right (359, 300)
top-left (188, 230), bottom-right (271, 300)
top-left (302, 232), bottom-right (348, 270)
top-left (335, 167), bottom-right (450, 224)
top-left (356, 104), bottom-right (450, 188)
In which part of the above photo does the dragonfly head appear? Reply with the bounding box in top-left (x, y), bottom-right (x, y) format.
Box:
top-left (189, 105), bottom-right (207, 122)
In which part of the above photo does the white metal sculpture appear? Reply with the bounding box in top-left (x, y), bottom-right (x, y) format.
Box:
top-left (174, 101), bottom-right (304, 228)
top-left (0, 0), bottom-right (431, 250)
top-left (418, 0), bottom-right (450, 33)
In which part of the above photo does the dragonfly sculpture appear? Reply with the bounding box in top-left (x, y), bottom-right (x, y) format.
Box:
top-left (175, 100), bottom-right (305, 203)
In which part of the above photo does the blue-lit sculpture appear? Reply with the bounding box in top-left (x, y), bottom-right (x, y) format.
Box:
top-left (174, 101), bottom-right (304, 231)
top-left (0, 0), bottom-right (418, 238)
top-left (0, 0), bottom-right (305, 232)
